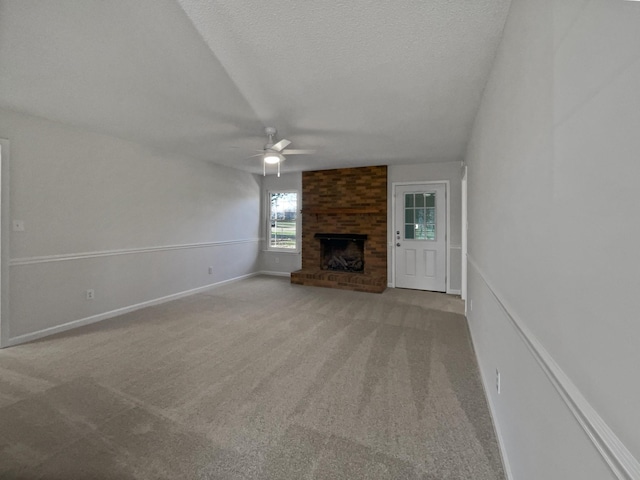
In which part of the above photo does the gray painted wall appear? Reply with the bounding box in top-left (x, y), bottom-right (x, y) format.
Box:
top-left (259, 172), bottom-right (302, 274)
top-left (465, 0), bottom-right (640, 478)
top-left (388, 162), bottom-right (462, 292)
top-left (1, 109), bottom-right (261, 345)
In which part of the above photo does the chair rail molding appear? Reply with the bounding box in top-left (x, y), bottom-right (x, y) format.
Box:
top-left (10, 238), bottom-right (261, 266)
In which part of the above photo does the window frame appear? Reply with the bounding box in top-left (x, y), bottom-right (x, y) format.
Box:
top-left (266, 189), bottom-right (300, 253)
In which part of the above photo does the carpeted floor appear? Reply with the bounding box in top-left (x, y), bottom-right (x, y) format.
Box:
top-left (0, 276), bottom-right (504, 479)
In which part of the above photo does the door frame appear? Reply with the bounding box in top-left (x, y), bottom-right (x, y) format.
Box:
top-left (0, 139), bottom-right (10, 348)
top-left (461, 165), bottom-right (468, 304)
top-left (391, 180), bottom-right (451, 293)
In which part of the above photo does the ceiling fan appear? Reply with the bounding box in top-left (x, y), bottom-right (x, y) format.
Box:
top-left (253, 127), bottom-right (315, 176)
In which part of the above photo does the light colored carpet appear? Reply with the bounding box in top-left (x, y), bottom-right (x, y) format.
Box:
top-left (0, 276), bottom-right (504, 479)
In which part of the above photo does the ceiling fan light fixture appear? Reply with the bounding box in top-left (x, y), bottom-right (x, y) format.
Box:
top-left (264, 152), bottom-right (282, 164)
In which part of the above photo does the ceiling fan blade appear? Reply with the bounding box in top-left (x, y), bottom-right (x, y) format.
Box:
top-left (249, 153), bottom-right (264, 158)
top-left (281, 149), bottom-right (316, 155)
top-left (270, 139), bottom-right (291, 152)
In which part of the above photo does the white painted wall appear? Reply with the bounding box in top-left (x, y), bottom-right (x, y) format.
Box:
top-left (552, 2), bottom-right (640, 463)
top-left (465, 0), bottom-right (640, 478)
top-left (259, 172), bottom-right (302, 275)
top-left (0, 109), bottom-right (261, 345)
top-left (388, 162), bottom-right (462, 292)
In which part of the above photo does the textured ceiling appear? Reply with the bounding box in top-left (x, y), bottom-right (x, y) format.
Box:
top-left (0, 0), bottom-right (511, 174)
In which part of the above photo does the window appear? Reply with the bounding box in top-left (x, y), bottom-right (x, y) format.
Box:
top-left (404, 192), bottom-right (436, 240)
top-left (268, 191), bottom-right (298, 250)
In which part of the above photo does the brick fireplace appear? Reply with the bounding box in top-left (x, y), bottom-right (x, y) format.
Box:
top-left (291, 165), bottom-right (387, 293)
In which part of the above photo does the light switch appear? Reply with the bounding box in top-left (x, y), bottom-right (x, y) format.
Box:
top-left (12, 220), bottom-right (24, 232)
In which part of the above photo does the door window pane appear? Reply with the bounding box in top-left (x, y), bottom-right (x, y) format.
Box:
top-left (405, 208), bottom-right (414, 223)
top-left (426, 208), bottom-right (435, 223)
top-left (405, 224), bottom-right (415, 239)
top-left (404, 191), bottom-right (436, 241)
top-left (425, 193), bottom-right (435, 208)
top-left (423, 227), bottom-right (435, 241)
top-left (405, 194), bottom-right (414, 208)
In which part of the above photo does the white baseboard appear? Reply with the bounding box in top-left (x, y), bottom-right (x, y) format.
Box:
top-left (259, 270), bottom-right (291, 277)
top-left (467, 256), bottom-right (640, 480)
top-left (387, 283), bottom-right (460, 295)
top-left (4, 272), bottom-right (259, 348)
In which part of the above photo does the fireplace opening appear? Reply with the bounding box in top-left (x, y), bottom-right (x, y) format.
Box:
top-left (315, 233), bottom-right (367, 273)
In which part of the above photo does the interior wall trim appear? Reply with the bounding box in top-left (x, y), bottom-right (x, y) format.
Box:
top-left (259, 271), bottom-right (291, 277)
top-left (9, 238), bottom-right (261, 267)
top-left (3, 272), bottom-right (259, 348)
top-left (467, 255), bottom-right (640, 480)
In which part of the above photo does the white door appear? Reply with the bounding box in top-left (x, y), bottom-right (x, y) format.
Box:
top-left (395, 183), bottom-right (446, 292)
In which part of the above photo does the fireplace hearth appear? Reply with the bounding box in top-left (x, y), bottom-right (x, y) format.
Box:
top-left (315, 233), bottom-right (367, 273)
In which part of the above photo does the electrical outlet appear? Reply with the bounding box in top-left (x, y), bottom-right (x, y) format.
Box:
top-left (274, 257), bottom-right (279, 264)
top-left (496, 369), bottom-right (501, 394)
top-left (86, 289), bottom-right (95, 300)
top-left (208, 267), bottom-right (213, 275)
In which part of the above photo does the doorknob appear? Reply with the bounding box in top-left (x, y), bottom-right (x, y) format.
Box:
top-left (396, 242), bottom-right (401, 247)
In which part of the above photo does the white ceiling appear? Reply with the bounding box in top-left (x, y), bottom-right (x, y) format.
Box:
top-left (0, 0), bottom-right (511, 174)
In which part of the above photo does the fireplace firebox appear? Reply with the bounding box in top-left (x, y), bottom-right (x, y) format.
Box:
top-left (315, 233), bottom-right (367, 273)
